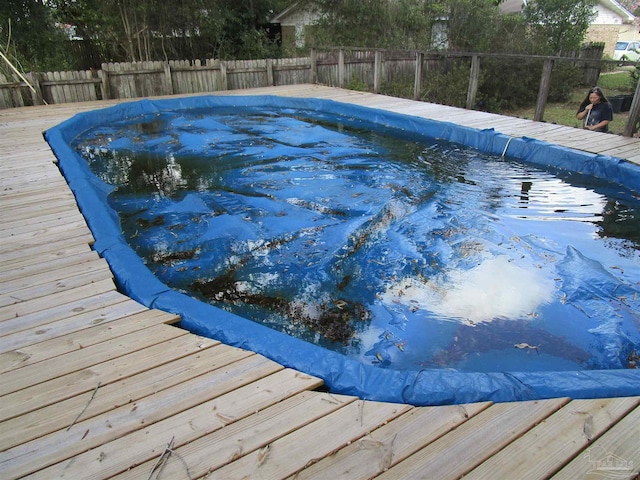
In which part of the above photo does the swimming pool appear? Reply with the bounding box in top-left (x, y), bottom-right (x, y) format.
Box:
top-left (46, 95), bottom-right (640, 405)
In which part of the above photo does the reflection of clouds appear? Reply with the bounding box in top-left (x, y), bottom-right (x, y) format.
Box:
top-left (381, 256), bottom-right (555, 324)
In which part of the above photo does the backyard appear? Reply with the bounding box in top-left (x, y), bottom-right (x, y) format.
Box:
top-left (504, 70), bottom-right (637, 135)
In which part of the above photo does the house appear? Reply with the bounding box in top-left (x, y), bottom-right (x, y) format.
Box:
top-left (270, 2), bottom-right (319, 52)
top-left (500, 0), bottom-right (637, 56)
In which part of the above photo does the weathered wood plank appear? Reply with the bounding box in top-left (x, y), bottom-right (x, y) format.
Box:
top-left (0, 307), bottom-right (174, 373)
top-left (38, 371), bottom-right (325, 480)
top-left (120, 390), bottom-right (349, 480)
top-left (463, 397), bottom-right (640, 479)
top-left (0, 250), bottom-right (99, 284)
top-left (210, 399), bottom-right (411, 479)
top-left (0, 326), bottom-right (195, 421)
top-left (0, 276), bottom-right (115, 321)
top-left (1, 354), bottom-right (283, 479)
top-left (375, 397), bottom-right (570, 480)
top-left (291, 401), bottom-right (492, 479)
top-left (0, 266), bottom-right (114, 310)
top-left (0, 290), bottom-right (129, 337)
top-left (1, 225), bottom-right (93, 251)
top-left (0, 206), bottom-right (84, 235)
top-left (0, 239), bottom-right (92, 272)
top-left (0, 297), bottom-right (148, 353)
top-left (0, 323), bottom-right (187, 396)
top-left (0, 339), bottom-right (242, 452)
top-left (551, 405), bottom-right (640, 480)
top-left (0, 257), bottom-right (109, 295)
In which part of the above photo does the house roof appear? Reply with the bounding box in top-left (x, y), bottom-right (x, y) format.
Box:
top-left (270, 2), bottom-right (302, 24)
top-left (500, 0), bottom-right (636, 22)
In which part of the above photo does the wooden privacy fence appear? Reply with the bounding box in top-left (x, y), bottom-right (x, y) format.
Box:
top-left (2, 48), bottom-right (638, 137)
top-left (0, 57), bottom-right (312, 108)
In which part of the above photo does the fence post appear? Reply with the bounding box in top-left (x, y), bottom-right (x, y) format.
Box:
top-left (623, 78), bottom-right (640, 137)
top-left (100, 64), bottom-right (111, 100)
top-left (266, 58), bottom-right (274, 86)
top-left (219, 62), bottom-right (228, 91)
top-left (466, 55), bottom-right (480, 110)
top-left (26, 72), bottom-right (44, 105)
top-left (414, 51), bottom-right (423, 100)
top-left (373, 50), bottom-right (382, 93)
top-left (338, 49), bottom-right (345, 88)
top-left (534, 58), bottom-right (554, 122)
top-left (310, 48), bottom-right (318, 84)
top-left (163, 62), bottom-right (173, 95)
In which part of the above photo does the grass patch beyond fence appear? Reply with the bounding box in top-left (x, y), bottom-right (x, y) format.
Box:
top-left (503, 71), bottom-right (635, 136)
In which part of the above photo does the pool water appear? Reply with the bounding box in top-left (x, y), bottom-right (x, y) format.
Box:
top-left (72, 106), bottom-right (640, 374)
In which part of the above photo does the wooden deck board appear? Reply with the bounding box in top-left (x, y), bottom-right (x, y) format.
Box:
top-left (463, 397), bottom-right (640, 479)
top-left (289, 401), bottom-right (492, 480)
top-left (0, 323), bottom-right (189, 395)
top-left (0, 307), bottom-right (173, 373)
top-left (1, 84), bottom-right (638, 480)
top-left (0, 257), bottom-right (109, 296)
top-left (374, 398), bottom-right (570, 480)
top-left (1, 355), bottom-right (284, 479)
top-left (551, 405), bottom-right (640, 479)
top-left (0, 274), bottom-right (114, 320)
top-left (0, 341), bottom-right (247, 451)
top-left (0, 289), bottom-right (130, 336)
top-left (212, 399), bottom-right (411, 480)
top-left (0, 297), bottom-right (149, 353)
top-left (40, 371), bottom-right (326, 480)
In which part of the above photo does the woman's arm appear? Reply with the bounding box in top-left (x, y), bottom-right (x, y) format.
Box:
top-left (585, 119), bottom-right (610, 131)
top-left (576, 103), bottom-right (592, 120)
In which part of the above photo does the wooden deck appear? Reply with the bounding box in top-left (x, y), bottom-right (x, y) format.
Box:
top-left (1, 84), bottom-right (638, 480)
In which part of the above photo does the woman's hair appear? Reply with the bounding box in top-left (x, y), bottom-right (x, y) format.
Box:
top-left (577, 86), bottom-right (609, 112)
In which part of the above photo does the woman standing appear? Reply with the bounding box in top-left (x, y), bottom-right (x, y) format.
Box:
top-left (576, 86), bottom-right (613, 132)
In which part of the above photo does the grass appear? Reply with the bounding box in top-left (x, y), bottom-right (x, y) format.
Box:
top-left (503, 71), bottom-right (636, 135)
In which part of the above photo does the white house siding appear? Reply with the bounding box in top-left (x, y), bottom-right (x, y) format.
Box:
top-left (592, 3), bottom-right (625, 24)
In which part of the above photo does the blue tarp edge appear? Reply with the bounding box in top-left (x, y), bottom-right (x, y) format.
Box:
top-left (44, 95), bottom-right (640, 406)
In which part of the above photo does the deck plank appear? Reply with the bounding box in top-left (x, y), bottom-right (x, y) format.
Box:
top-left (0, 250), bottom-right (100, 284)
top-left (463, 396), bottom-right (640, 479)
top-left (0, 276), bottom-right (115, 321)
top-left (210, 399), bottom-right (411, 480)
top-left (0, 241), bottom-right (93, 272)
top-left (0, 326), bottom-right (192, 419)
top-left (1, 355), bottom-right (283, 479)
top-left (0, 307), bottom-right (175, 373)
top-left (0, 257), bottom-right (110, 296)
top-left (374, 397), bottom-right (569, 480)
top-left (38, 371), bottom-right (325, 480)
top-left (119, 390), bottom-right (354, 480)
top-left (0, 323), bottom-right (190, 395)
top-left (0, 297), bottom-right (148, 353)
top-left (551, 405), bottom-right (640, 479)
top-left (0, 290), bottom-right (130, 337)
top-left (290, 401), bottom-right (493, 480)
top-left (0, 341), bottom-right (248, 451)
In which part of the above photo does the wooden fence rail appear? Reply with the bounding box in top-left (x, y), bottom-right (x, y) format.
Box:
top-left (1, 48), bottom-right (638, 137)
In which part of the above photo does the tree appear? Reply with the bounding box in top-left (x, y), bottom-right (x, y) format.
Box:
top-left (308, 0), bottom-right (435, 50)
top-left (1, 0), bottom-right (73, 73)
top-left (524, 0), bottom-right (597, 55)
top-left (308, 0), bottom-right (517, 52)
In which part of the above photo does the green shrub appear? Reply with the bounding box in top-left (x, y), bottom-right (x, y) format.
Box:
top-left (421, 61), bottom-right (472, 108)
top-left (380, 81), bottom-right (414, 99)
top-left (346, 77), bottom-right (370, 92)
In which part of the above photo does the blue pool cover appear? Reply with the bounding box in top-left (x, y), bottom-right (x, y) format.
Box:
top-left (45, 95), bottom-right (640, 406)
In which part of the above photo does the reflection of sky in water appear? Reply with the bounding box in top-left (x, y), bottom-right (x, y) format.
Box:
top-left (72, 108), bottom-right (640, 373)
